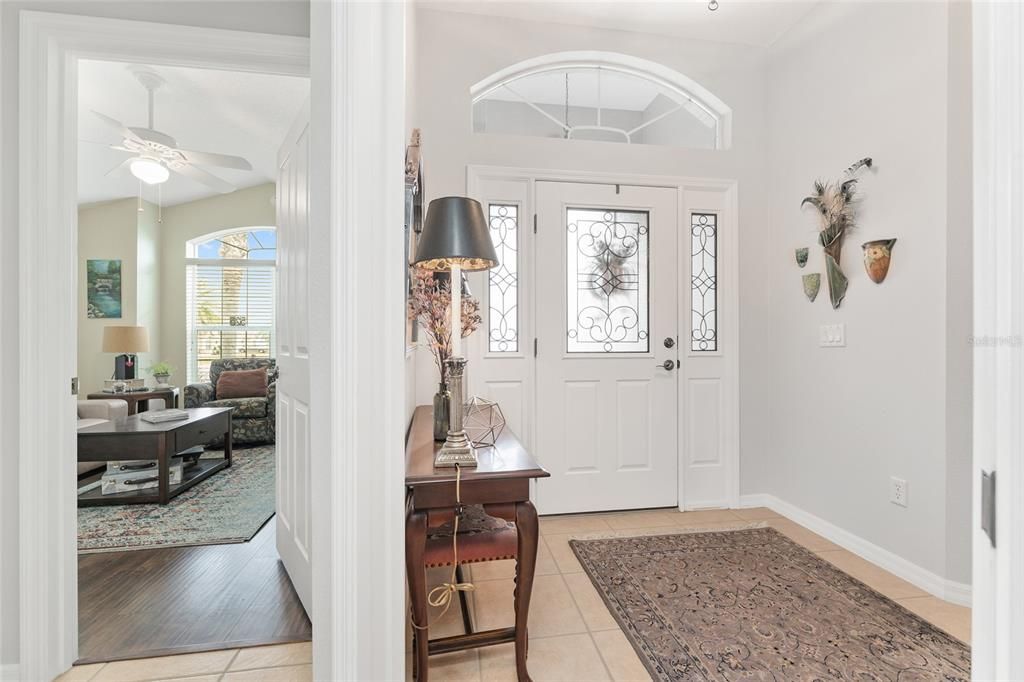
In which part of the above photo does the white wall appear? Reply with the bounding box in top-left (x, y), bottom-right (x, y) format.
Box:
top-left (412, 10), bottom-right (775, 478)
top-left (765, 1), bottom-right (971, 583)
top-left (0, 2), bottom-right (308, 669)
top-left (77, 199), bottom-right (164, 396)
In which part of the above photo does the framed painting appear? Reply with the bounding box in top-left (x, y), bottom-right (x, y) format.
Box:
top-left (86, 259), bottom-right (122, 318)
top-left (405, 129), bottom-right (424, 349)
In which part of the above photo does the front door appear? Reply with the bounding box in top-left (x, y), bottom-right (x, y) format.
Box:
top-left (534, 182), bottom-right (679, 514)
top-left (275, 99), bottom-right (313, 615)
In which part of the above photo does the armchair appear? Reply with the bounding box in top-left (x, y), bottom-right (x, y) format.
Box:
top-left (185, 358), bottom-right (277, 445)
top-left (77, 399), bottom-right (128, 476)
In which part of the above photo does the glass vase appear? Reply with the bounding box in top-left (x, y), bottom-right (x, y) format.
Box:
top-left (432, 382), bottom-right (451, 441)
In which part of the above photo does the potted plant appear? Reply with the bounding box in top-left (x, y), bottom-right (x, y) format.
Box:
top-left (146, 361), bottom-right (176, 387)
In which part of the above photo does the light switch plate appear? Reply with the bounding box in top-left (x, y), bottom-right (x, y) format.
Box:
top-left (819, 323), bottom-right (846, 347)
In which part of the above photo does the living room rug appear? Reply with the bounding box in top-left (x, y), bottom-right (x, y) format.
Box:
top-left (570, 527), bottom-right (970, 681)
top-left (78, 445), bottom-right (275, 553)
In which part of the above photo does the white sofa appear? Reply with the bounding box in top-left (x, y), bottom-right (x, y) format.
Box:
top-left (77, 399), bottom-right (128, 476)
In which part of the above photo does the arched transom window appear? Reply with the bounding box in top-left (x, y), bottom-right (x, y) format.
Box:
top-left (185, 227), bottom-right (276, 383)
top-left (471, 51), bottom-right (732, 150)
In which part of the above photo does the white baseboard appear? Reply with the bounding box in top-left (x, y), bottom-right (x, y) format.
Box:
top-left (0, 663), bottom-right (19, 682)
top-left (738, 493), bottom-right (972, 607)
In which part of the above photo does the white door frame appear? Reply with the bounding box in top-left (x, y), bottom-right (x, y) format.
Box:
top-left (971, 2), bottom-right (1024, 677)
top-left (467, 165), bottom-right (739, 511)
top-left (18, 7), bottom-right (405, 680)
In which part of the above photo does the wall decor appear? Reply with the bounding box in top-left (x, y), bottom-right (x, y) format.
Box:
top-left (795, 247), bottom-right (809, 268)
top-left (405, 128), bottom-right (424, 348)
top-left (801, 157), bottom-right (873, 309)
top-left (802, 273), bottom-right (821, 302)
top-left (862, 238), bottom-right (897, 284)
top-left (86, 259), bottom-right (122, 318)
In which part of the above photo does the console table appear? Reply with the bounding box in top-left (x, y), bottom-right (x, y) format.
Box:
top-left (405, 405), bottom-right (549, 682)
top-left (86, 387), bottom-right (180, 415)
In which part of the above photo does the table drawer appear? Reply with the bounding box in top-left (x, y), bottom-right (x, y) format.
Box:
top-left (175, 416), bottom-right (229, 451)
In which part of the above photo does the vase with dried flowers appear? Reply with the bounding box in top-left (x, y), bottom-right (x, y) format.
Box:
top-left (408, 268), bottom-right (483, 439)
top-left (801, 157), bottom-right (872, 309)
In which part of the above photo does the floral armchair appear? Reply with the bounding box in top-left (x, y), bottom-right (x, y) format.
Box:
top-left (185, 358), bottom-right (277, 445)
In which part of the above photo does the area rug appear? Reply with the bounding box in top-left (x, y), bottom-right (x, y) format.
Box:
top-left (570, 527), bottom-right (970, 681)
top-left (78, 445), bottom-right (275, 553)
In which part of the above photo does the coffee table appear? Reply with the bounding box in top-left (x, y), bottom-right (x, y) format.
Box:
top-left (85, 387), bottom-right (180, 415)
top-left (77, 407), bottom-right (233, 507)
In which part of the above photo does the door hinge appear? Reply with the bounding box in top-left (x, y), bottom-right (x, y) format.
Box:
top-left (533, 214), bottom-right (537, 234)
top-left (981, 469), bottom-right (996, 548)
top-left (534, 338), bottom-right (538, 357)
top-left (71, 377), bottom-right (79, 396)
top-left (615, 184), bottom-right (621, 194)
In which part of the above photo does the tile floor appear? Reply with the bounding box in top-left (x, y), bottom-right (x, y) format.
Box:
top-left (57, 508), bottom-right (971, 682)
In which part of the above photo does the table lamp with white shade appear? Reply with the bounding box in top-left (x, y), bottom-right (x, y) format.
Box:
top-left (413, 197), bottom-right (498, 467)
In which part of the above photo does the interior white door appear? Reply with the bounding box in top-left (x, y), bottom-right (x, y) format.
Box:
top-left (534, 182), bottom-right (679, 514)
top-left (275, 98), bottom-right (313, 615)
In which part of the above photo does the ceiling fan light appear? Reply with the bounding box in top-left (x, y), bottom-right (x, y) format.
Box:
top-left (129, 158), bottom-right (169, 185)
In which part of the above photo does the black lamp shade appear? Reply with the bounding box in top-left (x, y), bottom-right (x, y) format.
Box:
top-left (413, 197), bottom-right (498, 272)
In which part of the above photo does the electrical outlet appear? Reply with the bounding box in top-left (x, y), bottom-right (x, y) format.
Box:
top-left (890, 477), bottom-right (908, 507)
top-left (819, 323), bottom-right (846, 347)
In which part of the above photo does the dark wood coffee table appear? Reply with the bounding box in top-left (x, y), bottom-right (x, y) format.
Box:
top-left (77, 407), bottom-right (233, 507)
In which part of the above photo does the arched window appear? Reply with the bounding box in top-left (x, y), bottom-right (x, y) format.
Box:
top-left (185, 227), bottom-right (276, 383)
top-left (471, 51), bottom-right (732, 150)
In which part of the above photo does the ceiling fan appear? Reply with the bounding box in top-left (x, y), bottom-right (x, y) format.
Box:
top-left (93, 67), bottom-right (253, 193)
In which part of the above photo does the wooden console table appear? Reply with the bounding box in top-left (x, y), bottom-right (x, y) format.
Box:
top-left (86, 387), bottom-right (180, 415)
top-left (405, 406), bottom-right (549, 682)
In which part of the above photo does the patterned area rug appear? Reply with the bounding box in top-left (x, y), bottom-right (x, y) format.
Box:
top-left (78, 445), bottom-right (275, 553)
top-left (570, 527), bottom-right (970, 681)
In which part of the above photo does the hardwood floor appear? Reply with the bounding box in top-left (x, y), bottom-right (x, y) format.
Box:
top-left (78, 517), bottom-right (311, 664)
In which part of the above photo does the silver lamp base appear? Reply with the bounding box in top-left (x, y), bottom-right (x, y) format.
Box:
top-left (435, 356), bottom-right (477, 468)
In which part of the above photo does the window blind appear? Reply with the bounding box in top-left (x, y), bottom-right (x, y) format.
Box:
top-left (186, 262), bottom-right (276, 383)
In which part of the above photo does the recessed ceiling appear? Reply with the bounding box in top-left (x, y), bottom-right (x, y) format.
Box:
top-left (417, 0), bottom-right (819, 49)
top-left (78, 60), bottom-right (309, 207)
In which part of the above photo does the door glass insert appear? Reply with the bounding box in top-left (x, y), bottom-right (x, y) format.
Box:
top-left (487, 203), bottom-right (519, 353)
top-left (691, 212), bottom-right (717, 351)
top-left (566, 208), bottom-right (649, 353)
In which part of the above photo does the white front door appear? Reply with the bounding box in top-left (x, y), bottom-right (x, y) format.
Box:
top-left (534, 182), bottom-right (679, 514)
top-left (275, 99), bottom-right (313, 615)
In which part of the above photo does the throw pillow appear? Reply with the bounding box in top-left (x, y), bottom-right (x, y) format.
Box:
top-left (216, 368), bottom-right (268, 399)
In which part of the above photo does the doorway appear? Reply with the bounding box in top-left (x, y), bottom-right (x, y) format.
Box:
top-left (467, 167), bottom-right (740, 517)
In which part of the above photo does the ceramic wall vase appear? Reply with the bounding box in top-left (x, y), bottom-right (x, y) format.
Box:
top-left (819, 224), bottom-right (848, 309)
top-left (862, 238), bottom-right (897, 284)
top-left (802, 273), bottom-right (821, 302)
top-left (795, 247), bottom-right (809, 268)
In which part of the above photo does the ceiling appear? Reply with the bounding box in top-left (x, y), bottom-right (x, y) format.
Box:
top-left (418, 0), bottom-right (819, 48)
top-left (78, 60), bottom-right (309, 207)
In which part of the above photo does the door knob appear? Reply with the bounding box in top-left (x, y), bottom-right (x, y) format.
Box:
top-left (656, 359), bottom-right (675, 370)
top-left (664, 337), bottom-right (675, 349)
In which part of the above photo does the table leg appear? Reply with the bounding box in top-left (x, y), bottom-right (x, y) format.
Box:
top-left (224, 424), bottom-right (233, 468)
top-left (406, 508), bottom-right (429, 681)
top-left (514, 500), bottom-right (538, 682)
top-left (157, 434), bottom-right (169, 504)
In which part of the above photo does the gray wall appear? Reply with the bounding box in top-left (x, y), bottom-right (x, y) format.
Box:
top-left (0, 0), bottom-right (308, 669)
top-left (765, 1), bottom-right (972, 583)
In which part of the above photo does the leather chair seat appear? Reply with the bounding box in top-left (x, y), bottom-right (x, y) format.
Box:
top-left (424, 505), bottom-right (517, 568)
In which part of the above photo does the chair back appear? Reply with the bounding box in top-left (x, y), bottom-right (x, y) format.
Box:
top-left (209, 358), bottom-right (278, 398)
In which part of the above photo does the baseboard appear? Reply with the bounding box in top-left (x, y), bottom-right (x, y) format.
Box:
top-left (0, 663), bottom-right (19, 682)
top-left (738, 494), bottom-right (972, 607)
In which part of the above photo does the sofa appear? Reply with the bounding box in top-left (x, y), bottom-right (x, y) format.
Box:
top-left (185, 358), bottom-right (277, 445)
top-left (77, 399), bottom-right (128, 476)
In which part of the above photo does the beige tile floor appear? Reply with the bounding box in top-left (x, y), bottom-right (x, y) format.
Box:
top-left (57, 508), bottom-right (970, 682)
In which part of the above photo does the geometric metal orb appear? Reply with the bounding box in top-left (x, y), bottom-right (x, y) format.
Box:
top-left (463, 396), bottom-right (506, 448)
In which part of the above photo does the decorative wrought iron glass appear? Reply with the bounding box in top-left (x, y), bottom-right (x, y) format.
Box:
top-left (691, 212), bottom-right (718, 351)
top-left (487, 204), bottom-right (519, 353)
top-left (566, 208), bottom-right (649, 353)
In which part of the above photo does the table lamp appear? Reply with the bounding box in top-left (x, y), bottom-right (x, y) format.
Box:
top-left (102, 325), bottom-right (149, 380)
top-left (413, 197), bottom-right (498, 467)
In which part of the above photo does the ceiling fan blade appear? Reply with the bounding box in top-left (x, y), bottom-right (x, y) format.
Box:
top-left (105, 158), bottom-right (134, 177)
top-left (176, 149), bottom-right (253, 171)
top-left (171, 163), bottom-right (237, 194)
top-left (91, 110), bottom-right (143, 143)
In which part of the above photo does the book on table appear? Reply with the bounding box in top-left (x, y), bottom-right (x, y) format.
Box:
top-left (140, 409), bottom-right (190, 424)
